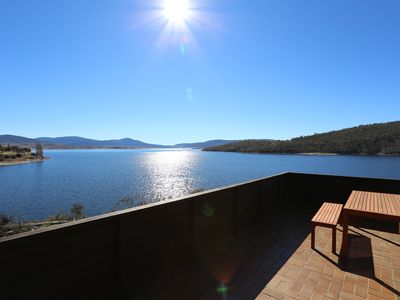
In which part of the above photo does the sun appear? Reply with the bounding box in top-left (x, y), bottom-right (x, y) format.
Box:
top-left (162, 0), bottom-right (191, 23)
top-left (130, 0), bottom-right (221, 53)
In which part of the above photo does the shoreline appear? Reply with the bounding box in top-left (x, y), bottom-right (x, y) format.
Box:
top-left (204, 149), bottom-right (399, 157)
top-left (298, 152), bottom-right (338, 156)
top-left (0, 158), bottom-right (48, 167)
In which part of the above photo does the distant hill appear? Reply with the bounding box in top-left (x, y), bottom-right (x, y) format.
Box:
top-left (204, 121), bottom-right (400, 156)
top-left (36, 136), bottom-right (166, 148)
top-left (174, 139), bottom-right (238, 149)
top-left (0, 135), bottom-right (167, 149)
top-left (0, 135), bottom-right (37, 145)
top-left (0, 135), bottom-right (237, 149)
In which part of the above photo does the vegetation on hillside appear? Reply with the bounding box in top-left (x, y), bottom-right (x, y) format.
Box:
top-left (204, 121), bottom-right (400, 155)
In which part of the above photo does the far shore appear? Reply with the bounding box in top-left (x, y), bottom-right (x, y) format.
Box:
top-left (0, 157), bottom-right (48, 167)
top-left (299, 152), bottom-right (338, 156)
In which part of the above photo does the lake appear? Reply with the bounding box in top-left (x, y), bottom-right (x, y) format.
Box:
top-left (1, 149), bottom-right (399, 220)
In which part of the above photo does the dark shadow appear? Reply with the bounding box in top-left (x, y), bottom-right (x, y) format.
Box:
top-left (336, 229), bottom-right (400, 296)
top-left (350, 216), bottom-right (398, 234)
top-left (337, 233), bottom-right (400, 297)
top-left (336, 227), bottom-right (363, 237)
top-left (313, 248), bottom-right (338, 266)
top-left (339, 233), bottom-right (375, 277)
top-left (356, 227), bottom-right (400, 247)
top-left (314, 230), bottom-right (375, 276)
top-left (128, 209), bottom-right (399, 300)
top-left (140, 210), bottom-right (312, 300)
top-left (374, 277), bottom-right (400, 297)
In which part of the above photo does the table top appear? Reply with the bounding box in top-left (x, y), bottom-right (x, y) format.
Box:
top-left (344, 190), bottom-right (400, 218)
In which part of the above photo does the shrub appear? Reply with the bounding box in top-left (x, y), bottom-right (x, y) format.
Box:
top-left (49, 211), bottom-right (70, 221)
top-left (0, 213), bottom-right (13, 227)
top-left (70, 203), bottom-right (84, 220)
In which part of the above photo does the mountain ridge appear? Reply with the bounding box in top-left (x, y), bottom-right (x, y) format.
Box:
top-left (35, 136), bottom-right (166, 148)
top-left (174, 139), bottom-right (238, 149)
top-left (3, 121), bottom-right (399, 153)
top-left (0, 135), bottom-right (237, 149)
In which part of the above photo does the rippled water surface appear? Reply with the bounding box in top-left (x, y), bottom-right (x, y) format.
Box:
top-left (1, 149), bottom-right (399, 220)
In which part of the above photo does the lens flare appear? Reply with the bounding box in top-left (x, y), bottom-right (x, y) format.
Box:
top-left (217, 283), bottom-right (229, 295)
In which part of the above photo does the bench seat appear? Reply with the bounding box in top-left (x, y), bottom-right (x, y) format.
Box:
top-left (311, 202), bottom-right (343, 253)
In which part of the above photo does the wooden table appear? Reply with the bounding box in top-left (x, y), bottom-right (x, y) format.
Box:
top-left (341, 190), bottom-right (400, 257)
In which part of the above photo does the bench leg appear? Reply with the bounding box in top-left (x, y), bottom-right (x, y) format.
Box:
top-left (332, 226), bottom-right (336, 254)
top-left (311, 223), bottom-right (316, 249)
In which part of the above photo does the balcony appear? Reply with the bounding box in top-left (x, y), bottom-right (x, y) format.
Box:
top-left (0, 172), bottom-right (399, 300)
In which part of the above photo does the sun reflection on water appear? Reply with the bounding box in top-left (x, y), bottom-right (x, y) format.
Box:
top-left (141, 150), bottom-right (199, 202)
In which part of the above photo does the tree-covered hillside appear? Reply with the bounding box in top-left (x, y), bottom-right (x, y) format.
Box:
top-left (204, 121), bottom-right (400, 155)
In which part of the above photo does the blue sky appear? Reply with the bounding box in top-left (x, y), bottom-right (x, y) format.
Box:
top-left (1, 0), bottom-right (399, 144)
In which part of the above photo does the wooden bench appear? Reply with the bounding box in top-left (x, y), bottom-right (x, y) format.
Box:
top-left (311, 202), bottom-right (343, 253)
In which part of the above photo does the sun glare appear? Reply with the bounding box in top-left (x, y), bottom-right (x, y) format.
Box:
top-left (131, 0), bottom-right (221, 55)
top-left (163, 0), bottom-right (190, 23)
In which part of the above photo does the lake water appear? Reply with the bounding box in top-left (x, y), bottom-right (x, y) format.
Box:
top-left (1, 149), bottom-right (399, 220)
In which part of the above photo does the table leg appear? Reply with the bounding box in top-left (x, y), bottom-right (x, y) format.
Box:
top-left (340, 211), bottom-right (349, 258)
top-left (311, 223), bottom-right (316, 249)
top-left (332, 227), bottom-right (336, 254)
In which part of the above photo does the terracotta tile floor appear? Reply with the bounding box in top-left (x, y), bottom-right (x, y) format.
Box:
top-left (145, 211), bottom-right (400, 300)
top-left (258, 225), bottom-right (400, 300)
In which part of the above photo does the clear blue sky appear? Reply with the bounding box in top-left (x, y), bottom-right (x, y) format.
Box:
top-left (1, 0), bottom-right (399, 144)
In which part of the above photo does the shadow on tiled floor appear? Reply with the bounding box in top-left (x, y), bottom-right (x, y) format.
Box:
top-left (339, 232), bottom-right (375, 277)
top-left (134, 210), bottom-right (400, 300)
top-left (259, 225), bottom-right (400, 300)
top-left (144, 210), bottom-right (313, 300)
